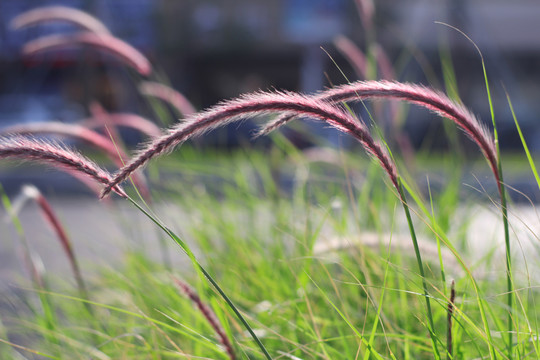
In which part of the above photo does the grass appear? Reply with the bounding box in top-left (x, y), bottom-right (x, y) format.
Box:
top-left (1, 3), bottom-right (540, 359)
top-left (2, 142), bottom-right (540, 359)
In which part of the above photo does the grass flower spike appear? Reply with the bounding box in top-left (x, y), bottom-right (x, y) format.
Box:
top-left (175, 278), bottom-right (236, 360)
top-left (259, 80), bottom-right (498, 187)
top-left (0, 136), bottom-right (126, 197)
top-left (23, 32), bottom-right (152, 76)
top-left (82, 113), bottom-right (162, 139)
top-left (140, 81), bottom-right (197, 118)
top-left (21, 185), bottom-right (88, 298)
top-left (2, 121), bottom-right (151, 200)
top-left (102, 91), bottom-right (397, 197)
top-left (10, 5), bottom-right (111, 35)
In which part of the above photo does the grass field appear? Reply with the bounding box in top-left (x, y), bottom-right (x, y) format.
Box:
top-left (1, 140), bottom-right (540, 359)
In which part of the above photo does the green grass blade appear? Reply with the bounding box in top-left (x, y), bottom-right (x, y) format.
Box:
top-left (126, 196), bottom-right (272, 360)
top-left (506, 92), bottom-right (540, 191)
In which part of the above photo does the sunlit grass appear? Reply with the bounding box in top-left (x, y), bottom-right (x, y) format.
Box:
top-left (2, 142), bottom-right (539, 359)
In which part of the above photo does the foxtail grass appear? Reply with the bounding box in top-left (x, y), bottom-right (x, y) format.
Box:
top-left (174, 278), bottom-right (236, 360)
top-left (20, 185), bottom-right (89, 302)
top-left (2, 122), bottom-right (151, 200)
top-left (101, 91), bottom-right (397, 197)
top-left (22, 32), bottom-right (152, 76)
top-left (140, 81), bottom-right (197, 118)
top-left (257, 81), bottom-right (497, 183)
top-left (0, 135), bottom-right (126, 197)
top-left (81, 112), bottom-right (162, 139)
top-left (10, 5), bottom-right (110, 35)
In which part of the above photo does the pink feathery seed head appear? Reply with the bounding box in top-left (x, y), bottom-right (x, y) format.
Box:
top-left (23, 32), bottom-right (151, 76)
top-left (333, 35), bottom-right (367, 79)
top-left (2, 122), bottom-right (127, 165)
top-left (260, 80), bottom-right (498, 184)
top-left (1, 121), bottom-right (152, 198)
top-left (355, 0), bottom-right (374, 29)
top-left (0, 136), bottom-right (126, 198)
top-left (101, 91), bottom-right (398, 197)
top-left (174, 278), bottom-right (236, 360)
top-left (83, 105), bottom-right (153, 201)
top-left (139, 81), bottom-right (197, 117)
top-left (21, 184), bottom-right (88, 295)
top-left (319, 80), bottom-right (498, 179)
top-left (10, 5), bottom-right (111, 34)
top-left (83, 113), bottom-right (162, 138)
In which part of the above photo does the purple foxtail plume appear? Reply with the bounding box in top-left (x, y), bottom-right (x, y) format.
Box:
top-left (2, 121), bottom-right (151, 199)
top-left (21, 185), bottom-right (88, 297)
top-left (258, 80), bottom-right (499, 187)
top-left (333, 35), bottom-right (367, 79)
top-left (355, 0), bottom-right (374, 30)
top-left (101, 91), bottom-right (398, 197)
top-left (139, 81), bottom-right (197, 118)
top-left (0, 136), bottom-right (126, 197)
top-left (82, 112), bottom-right (162, 138)
top-left (10, 5), bottom-right (110, 35)
top-left (334, 38), bottom-right (400, 131)
top-left (88, 103), bottom-right (152, 201)
top-left (2, 122), bottom-right (125, 162)
top-left (174, 278), bottom-right (236, 360)
top-left (22, 32), bottom-right (151, 76)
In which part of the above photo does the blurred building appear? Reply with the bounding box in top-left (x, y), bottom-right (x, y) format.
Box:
top-left (0, 0), bottom-right (539, 149)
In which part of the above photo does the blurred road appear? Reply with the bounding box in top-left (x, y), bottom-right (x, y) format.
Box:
top-left (1, 194), bottom-right (539, 289)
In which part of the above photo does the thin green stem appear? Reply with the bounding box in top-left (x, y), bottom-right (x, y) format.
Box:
top-left (126, 197), bottom-right (272, 360)
top-left (397, 178), bottom-right (441, 359)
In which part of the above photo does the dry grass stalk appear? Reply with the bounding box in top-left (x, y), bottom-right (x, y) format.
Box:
top-left (10, 5), bottom-right (110, 35)
top-left (0, 136), bottom-right (126, 197)
top-left (101, 91), bottom-right (397, 197)
top-left (23, 32), bottom-right (151, 76)
top-left (139, 81), bottom-right (197, 118)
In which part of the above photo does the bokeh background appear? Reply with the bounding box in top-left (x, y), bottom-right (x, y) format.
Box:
top-left (0, 0), bottom-right (539, 192)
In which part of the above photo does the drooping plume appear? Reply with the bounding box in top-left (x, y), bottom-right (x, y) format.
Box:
top-left (10, 5), bottom-right (111, 35)
top-left (23, 32), bottom-right (151, 76)
top-left (139, 81), bottom-right (197, 118)
top-left (101, 91), bottom-right (397, 197)
top-left (258, 80), bottom-right (498, 185)
top-left (82, 112), bottom-right (162, 139)
top-left (2, 121), bottom-right (151, 200)
top-left (0, 136), bottom-right (126, 197)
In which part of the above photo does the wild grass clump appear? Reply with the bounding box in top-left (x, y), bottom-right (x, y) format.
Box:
top-left (1, 3), bottom-right (538, 360)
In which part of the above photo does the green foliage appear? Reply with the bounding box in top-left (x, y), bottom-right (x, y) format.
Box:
top-left (2, 146), bottom-right (540, 359)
